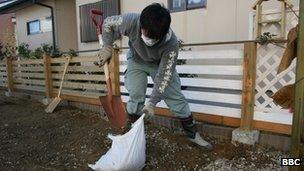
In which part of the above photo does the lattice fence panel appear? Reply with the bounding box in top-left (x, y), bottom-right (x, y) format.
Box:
top-left (254, 9), bottom-right (298, 125)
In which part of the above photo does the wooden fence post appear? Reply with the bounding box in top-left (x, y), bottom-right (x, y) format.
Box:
top-left (5, 57), bottom-right (14, 93)
top-left (240, 42), bottom-right (257, 131)
top-left (255, 4), bottom-right (262, 39)
top-left (43, 53), bottom-right (53, 99)
top-left (109, 49), bottom-right (121, 96)
top-left (291, 0), bottom-right (304, 169)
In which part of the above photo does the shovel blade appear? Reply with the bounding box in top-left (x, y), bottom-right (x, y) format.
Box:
top-left (45, 97), bottom-right (61, 113)
top-left (99, 95), bottom-right (127, 130)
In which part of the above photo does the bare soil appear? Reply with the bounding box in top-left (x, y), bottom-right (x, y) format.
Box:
top-left (0, 89), bottom-right (288, 170)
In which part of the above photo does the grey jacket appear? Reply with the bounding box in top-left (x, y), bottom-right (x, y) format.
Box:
top-left (102, 13), bottom-right (179, 105)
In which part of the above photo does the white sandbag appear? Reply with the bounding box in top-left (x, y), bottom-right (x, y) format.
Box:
top-left (89, 114), bottom-right (146, 171)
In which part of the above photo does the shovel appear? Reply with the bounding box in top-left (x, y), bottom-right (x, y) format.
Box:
top-left (91, 9), bottom-right (127, 131)
top-left (45, 56), bottom-right (71, 113)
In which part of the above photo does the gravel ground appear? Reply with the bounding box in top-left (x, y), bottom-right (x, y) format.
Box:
top-left (0, 89), bottom-right (290, 170)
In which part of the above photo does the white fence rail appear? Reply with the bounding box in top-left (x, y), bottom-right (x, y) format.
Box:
top-left (119, 49), bottom-right (244, 119)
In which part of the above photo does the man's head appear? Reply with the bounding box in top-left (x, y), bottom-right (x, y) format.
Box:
top-left (140, 3), bottom-right (171, 41)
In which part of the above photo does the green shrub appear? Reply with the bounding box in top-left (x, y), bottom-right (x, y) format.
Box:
top-left (29, 47), bottom-right (44, 59)
top-left (3, 42), bottom-right (75, 59)
top-left (67, 49), bottom-right (78, 57)
top-left (17, 43), bottom-right (31, 59)
top-left (52, 46), bottom-right (62, 57)
top-left (41, 43), bottom-right (53, 55)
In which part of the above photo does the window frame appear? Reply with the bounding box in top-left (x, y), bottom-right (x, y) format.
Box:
top-left (168, 0), bottom-right (186, 12)
top-left (187, 0), bottom-right (207, 10)
top-left (79, 0), bottom-right (120, 43)
top-left (27, 19), bottom-right (41, 35)
top-left (168, 0), bottom-right (207, 13)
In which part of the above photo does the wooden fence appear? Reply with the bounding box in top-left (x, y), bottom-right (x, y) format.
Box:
top-left (0, 41), bottom-right (293, 135)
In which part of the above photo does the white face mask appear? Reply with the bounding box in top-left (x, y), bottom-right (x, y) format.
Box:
top-left (141, 34), bottom-right (159, 46)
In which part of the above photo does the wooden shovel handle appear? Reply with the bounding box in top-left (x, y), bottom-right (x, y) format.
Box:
top-left (103, 61), bottom-right (113, 98)
top-left (103, 62), bottom-right (110, 81)
top-left (57, 56), bottom-right (71, 97)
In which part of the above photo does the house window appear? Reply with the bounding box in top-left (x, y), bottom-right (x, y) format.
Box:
top-left (79, 0), bottom-right (120, 43)
top-left (27, 20), bottom-right (41, 35)
top-left (168, 0), bottom-right (206, 12)
top-left (168, 0), bottom-right (186, 12)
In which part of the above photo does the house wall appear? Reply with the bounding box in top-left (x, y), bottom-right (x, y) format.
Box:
top-left (0, 13), bottom-right (14, 45)
top-left (76, 0), bottom-right (299, 53)
top-left (14, 0), bottom-right (78, 51)
top-left (55, 0), bottom-right (78, 52)
top-left (15, 0), bottom-right (55, 49)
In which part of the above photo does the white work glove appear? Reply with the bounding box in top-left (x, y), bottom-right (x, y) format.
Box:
top-left (95, 46), bottom-right (113, 67)
top-left (142, 101), bottom-right (155, 120)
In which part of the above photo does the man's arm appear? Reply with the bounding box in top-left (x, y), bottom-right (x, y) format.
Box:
top-left (97, 13), bottom-right (139, 66)
top-left (149, 47), bottom-right (179, 105)
top-left (102, 13), bottom-right (139, 46)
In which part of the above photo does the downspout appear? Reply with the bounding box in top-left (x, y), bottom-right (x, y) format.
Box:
top-left (32, 0), bottom-right (56, 51)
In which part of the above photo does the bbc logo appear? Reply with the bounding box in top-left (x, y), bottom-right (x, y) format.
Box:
top-left (281, 158), bottom-right (302, 166)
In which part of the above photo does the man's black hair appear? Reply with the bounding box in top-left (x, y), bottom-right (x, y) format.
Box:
top-left (140, 3), bottom-right (171, 40)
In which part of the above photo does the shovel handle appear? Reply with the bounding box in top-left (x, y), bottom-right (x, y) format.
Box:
top-left (91, 9), bottom-right (110, 83)
top-left (103, 62), bottom-right (110, 81)
top-left (90, 9), bottom-right (103, 35)
top-left (103, 61), bottom-right (113, 98)
top-left (91, 9), bottom-right (112, 97)
top-left (58, 56), bottom-right (71, 97)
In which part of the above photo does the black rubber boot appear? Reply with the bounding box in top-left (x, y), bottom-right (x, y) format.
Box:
top-left (180, 115), bottom-right (213, 150)
top-left (180, 115), bottom-right (197, 139)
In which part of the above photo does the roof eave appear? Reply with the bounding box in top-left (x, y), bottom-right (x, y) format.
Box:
top-left (0, 0), bottom-right (31, 14)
